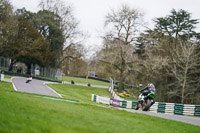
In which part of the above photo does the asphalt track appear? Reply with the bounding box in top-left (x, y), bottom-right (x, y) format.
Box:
top-left (12, 77), bottom-right (61, 97)
top-left (118, 108), bottom-right (200, 126)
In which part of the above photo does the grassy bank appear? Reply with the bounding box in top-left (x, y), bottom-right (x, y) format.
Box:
top-left (62, 76), bottom-right (109, 86)
top-left (0, 81), bottom-right (200, 133)
top-left (47, 84), bottom-right (110, 103)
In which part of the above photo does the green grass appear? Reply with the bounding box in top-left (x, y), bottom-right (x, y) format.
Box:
top-left (47, 84), bottom-right (110, 103)
top-left (0, 67), bottom-right (8, 71)
top-left (62, 76), bottom-right (110, 86)
top-left (32, 75), bottom-right (62, 82)
top-left (4, 75), bottom-right (13, 79)
top-left (0, 81), bottom-right (200, 133)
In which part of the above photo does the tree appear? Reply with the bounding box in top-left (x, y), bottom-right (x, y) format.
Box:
top-left (59, 43), bottom-right (87, 76)
top-left (150, 9), bottom-right (200, 104)
top-left (153, 9), bottom-right (200, 49)
top-left (166, 41), bottom-right (200, 104)
top-left (104, 4), bottom-right (143, 45)
top-left (99, 39), bottom-right (137, 92)
top-left (135, 28), bottom-right (200, 104)
top-left (38, 0), bottom-right (86, 71)
top-left (15, 13), bottom-right (51, 74)
top-left (100, 4), bottom-right (143, 92)
top-left (0, 0), bottom-right (19, 71)
top-left (39, 0), bottom-right (80, 46)
top-left (32, 9), bottom-right (64, 66)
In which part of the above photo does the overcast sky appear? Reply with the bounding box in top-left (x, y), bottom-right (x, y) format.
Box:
top-left (10, 0), bottom-right (200, 48)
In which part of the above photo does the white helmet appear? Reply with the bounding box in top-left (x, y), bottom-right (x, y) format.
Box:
top-left (148, 83), bottom-right (156, 92)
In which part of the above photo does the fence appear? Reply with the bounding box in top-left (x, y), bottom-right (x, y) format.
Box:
top-left (109, 77), bottom-right (138, 90)
top-left (38, 67), bottom-right (62, 80)
top-left (0, 57), bottom-right (10, 69)
top-left (0, 57), bottom-right (62, 80)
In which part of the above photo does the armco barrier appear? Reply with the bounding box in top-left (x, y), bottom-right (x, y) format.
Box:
top-left (132, 101), bottom-right (138, 109)
top-left (195, 105), bottom-right (200, 116)
top-left (91, 94), bottom-right (200, 116)
top-left (108, 86), bottom-right (123, 100)
top-left (157, 102), bottom-right (166, 113)
top-left (149, 102), bottom-right (158, 113)
top-left (97, 96), bottom-right (110, 105)
top-left (165, 103), bottom-right (174, 114)
top-left (121, 100), bottom-right (127, 108)
top-left (174, 104), bottom-right (184, 115)
top-left (95, 76), bottom-right (200, 116)
top-left (111, 99), bottom-right (121, 107)
top-left (92, 94), bottom-right (111, 105)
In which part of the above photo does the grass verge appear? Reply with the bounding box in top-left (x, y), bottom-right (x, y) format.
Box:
top-left (47, 84), bottom-right (110, 103)
top-left (0, 81), bottom-right (200, 133)
top-left (4, 75), bottom-right (13, 79)
top-left (62, 76), bottom-right (109, 86)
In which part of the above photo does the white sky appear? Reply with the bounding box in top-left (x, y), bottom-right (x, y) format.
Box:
top-left (10, 0), bottom-right (200, 48)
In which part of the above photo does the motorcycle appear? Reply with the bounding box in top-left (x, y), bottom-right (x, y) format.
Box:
top-left (26, 77), bottom-right (32, 83)
top-left (135, 91), bottom-right (155, 111)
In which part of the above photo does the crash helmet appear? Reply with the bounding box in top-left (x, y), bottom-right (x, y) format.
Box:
top-left (148, 83), bottom-right (156, 92)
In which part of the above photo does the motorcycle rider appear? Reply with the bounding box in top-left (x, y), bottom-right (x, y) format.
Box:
top-left (140, 83), bottom-right (156, 105)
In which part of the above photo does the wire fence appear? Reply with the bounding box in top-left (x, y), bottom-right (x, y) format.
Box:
top-left (0, 57), bottom-right (10, 69)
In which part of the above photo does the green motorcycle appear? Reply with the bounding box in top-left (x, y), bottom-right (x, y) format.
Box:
top-left (135, 91), bottom-right (156, 111)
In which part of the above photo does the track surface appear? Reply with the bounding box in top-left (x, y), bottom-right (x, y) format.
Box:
top-left (12, 77), bottom-right (61, 97)
top-left (119, 108), bottom-right (200, 126)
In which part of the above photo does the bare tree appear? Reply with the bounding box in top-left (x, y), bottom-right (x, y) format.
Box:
top-left (99, 39), bottom-right (137, 92)
top-left (167, 41), bottom-right (200, 103)
top-left (104, 4), bottom-right (144, 45)
top-left (99, 4), bottom-right (143, 92)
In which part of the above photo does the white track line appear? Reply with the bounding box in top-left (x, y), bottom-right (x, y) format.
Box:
top-left (43, 82), bottom-right (62, 98)
top-left (11, 77), bottom-right (18, 91)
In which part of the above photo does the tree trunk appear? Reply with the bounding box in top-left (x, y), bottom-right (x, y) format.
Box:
top-left (118, 65), bottom-right (125, 93)
top-left (26, 64), bottom-right (32, 75)
top-left (118, 72), bottom-right (124, 93)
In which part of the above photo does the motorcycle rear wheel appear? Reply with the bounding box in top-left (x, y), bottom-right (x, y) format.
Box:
top-left (142, 99), bottom-right (152, 111)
